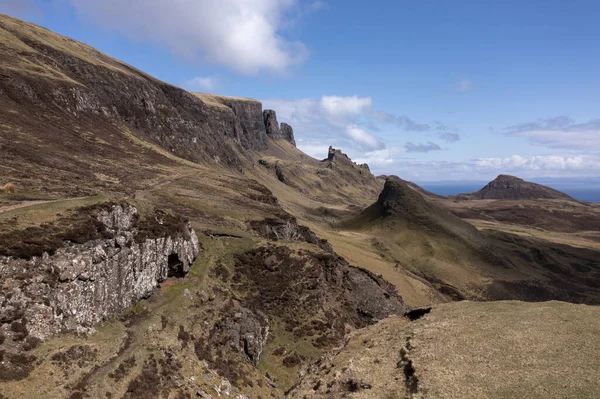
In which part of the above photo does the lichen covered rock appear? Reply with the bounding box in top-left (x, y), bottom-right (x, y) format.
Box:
top-left (0, 204), bottom-right (200, 344)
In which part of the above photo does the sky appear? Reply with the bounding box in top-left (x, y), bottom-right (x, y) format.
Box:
top-left (2, 0), bottom-right (600, 181)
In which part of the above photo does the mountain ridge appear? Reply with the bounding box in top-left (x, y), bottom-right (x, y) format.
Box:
top-left (461, 174), bottom-right (574, 200)
top-left (0, 13), bottom-right (599, 399)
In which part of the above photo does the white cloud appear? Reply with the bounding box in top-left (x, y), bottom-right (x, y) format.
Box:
top-left (262, 95), bottom-right (463, 170)
top-left (373, 154), bottom-right (600, 181)
top-left (474, 154), bottom-right (600, 172)
top-left (354, 147), bottom-right (405, 168)
top-left (320, 95), bottom-right (372, 126)
top-left (346, 125), bottom-right (383, 150)
top-left (296, 142), bottom-right (331, 159)
top-left (262, 95), bottom-right (383, 150)
top-left (439, 132), bottom-right (461, 143)
top-left (68, 0), bottom-right (309, 75)
top-left (184, 76), bottom-right (217, 91)
top-left (505, 117), bottom-right (600, 151)
top-left (371, 111), bottom-right (430, 132)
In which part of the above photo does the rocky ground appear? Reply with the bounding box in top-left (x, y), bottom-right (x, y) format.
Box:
top-left (288, 301), bottom-right (600, 399)
top-left (0, 13), bottom-right (599, 399)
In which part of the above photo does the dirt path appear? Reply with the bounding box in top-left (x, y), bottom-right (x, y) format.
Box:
top-left (0, 169), bottom-right (200, 215)
top-left (0, 197), bottom-right (88, 214)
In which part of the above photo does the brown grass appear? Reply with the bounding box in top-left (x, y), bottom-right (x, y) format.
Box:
top-left (1, 183), bottom-right (16, 193)
top-left (289, 301), bottom-right (600, 399)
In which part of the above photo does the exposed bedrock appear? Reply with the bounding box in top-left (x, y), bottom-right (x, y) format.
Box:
top-left (0, 205), bottom-right (200, 344)
top-left (263, 109), bottom-right (296, 146)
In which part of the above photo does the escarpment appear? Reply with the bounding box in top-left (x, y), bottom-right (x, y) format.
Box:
top-left (263, 109), bottom-right (296, 146)
top-left (0, 14), bottom-right (299, 195)
top-left (0, 204), bottom-right (200, 352)
top-left (193, 94), bottom-right (297, 151)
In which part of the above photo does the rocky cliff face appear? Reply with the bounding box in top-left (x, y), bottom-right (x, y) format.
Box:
top-left (193, 94), bottom-right (271, 151)
top-left (0, 204), bottom-right (200, 350)
top-left (0, 14), bottom-right (297, 189)
top-left (326, 146), bottom-right (371, 173)
top-left (263, 109), bottom-right (296, 146)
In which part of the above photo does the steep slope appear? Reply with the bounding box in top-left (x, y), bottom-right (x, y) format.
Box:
top-left (287, 301), bottom-right (600, 399)
top-left (353, 176), bottom-right (485, 245)
top-left (0, 14), bottom-right (294, 196)
top-left (0, 14), bottom-right (412, 398)
top-left (251, 144), bottom-right (383, 210)
top-left (462, 174), bottom-right (574, 200)
top-left (339, 176), bottom-right (600, 304)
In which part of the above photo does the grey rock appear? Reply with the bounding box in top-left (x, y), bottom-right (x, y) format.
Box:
top-left (247, 216), bottom-right (334, 253)
top-left (263, 110), bottom-right (296, 146)
top-left (275, 163), bottom-right (288, 184)
top-left (280, 123), bottom-right (296, 146)
top-left (213, 305), bottom-right (269, 366)
top-left (0, 205), bottom-right (200, 342)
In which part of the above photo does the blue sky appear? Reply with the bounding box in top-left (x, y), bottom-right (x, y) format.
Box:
top-left (3, 0), bottom-right (600, 181)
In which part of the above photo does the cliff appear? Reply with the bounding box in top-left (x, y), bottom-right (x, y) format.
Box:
top-left (194, 95), bottom-right (297, 148)
top-left (263, 109), bottom-right (296, 146)
top-left (0, 204), bottom-right (200, 348)
top-left (0, 14), bottom-right (297, 195)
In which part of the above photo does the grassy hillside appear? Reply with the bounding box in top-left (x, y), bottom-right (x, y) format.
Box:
top-left (1, 13), bottom-right (599, 399)
top-left (288, 300), bottom-right (600, 399)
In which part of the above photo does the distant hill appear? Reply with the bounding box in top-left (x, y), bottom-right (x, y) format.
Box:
top-left (350, 176), bottom-right (484, 244)
top-left (462, 174), bottom-right (574, 200)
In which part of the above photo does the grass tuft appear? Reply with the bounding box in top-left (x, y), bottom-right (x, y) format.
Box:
top-left (1, 183), bottom-right (17, 193)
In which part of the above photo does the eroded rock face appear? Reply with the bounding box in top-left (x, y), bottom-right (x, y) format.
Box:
top-left (207, 304), bottom-right (269, 367)
top-left (263, 109), bottom-right (296, 146)
top-left (280, 123), bottom-right (296, 146)
top-left (326, 146), bottom-right (372, 174)
top-left (234, 245), bottom-right (407, 348)
top-left (207, 97), bottom-right (271, 151)
top-left (247, 216), bottom-right (334, 253)
top-left (0, 205), bottom-right (200, 344)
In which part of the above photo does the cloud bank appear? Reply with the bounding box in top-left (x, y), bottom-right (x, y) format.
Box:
top-left (262, 95), bottom-right (454, 153)
top-left (262, 95), bottom-right (385, 151)
top-left (68, 0), bottom-right (311, 74)
top-left (505, 116), bottom-right (600, 151)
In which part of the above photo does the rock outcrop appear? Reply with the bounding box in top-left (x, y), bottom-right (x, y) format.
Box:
top-left (280, 123), bottom-right (296, 146)
top-left (325, 146), bottom-right (371, 174)
top-left (0, 14), bottom-right (298, 196)
top-left (194, 94), bottom-right (271, 151)
top-left (263, 109), bottom-right (296, 146)
top-left (463, 174), bottom-right (574, 200)
top-left (232, 245), bottom-right (407, 364)
top-left (205, 304), bottom-right (270, 367)
top-left (248, 215), bottom-right (334, 253)
top-left (0, 204), bottom-right (200, 348)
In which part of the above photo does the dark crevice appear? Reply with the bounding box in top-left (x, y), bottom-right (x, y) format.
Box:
top-left (167, 254), bottom-right (185, 278)
top-left (404, 307), bottom-right (432, 321)
top-left (201, 230), bottom-right (244, 239)
top-left (398, 336), bottom-right (419, 396)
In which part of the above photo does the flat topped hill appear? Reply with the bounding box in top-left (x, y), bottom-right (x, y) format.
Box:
top-left (466, 174), bottom-right (573, 200)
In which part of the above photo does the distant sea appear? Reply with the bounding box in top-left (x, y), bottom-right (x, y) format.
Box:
top-left (417, 182), bottom-right (600, 203)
